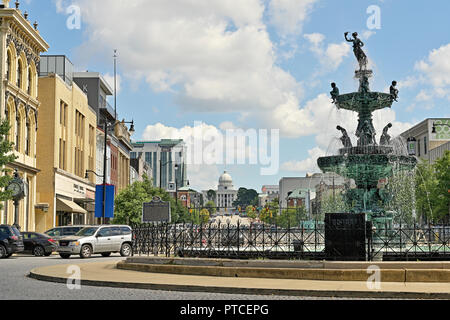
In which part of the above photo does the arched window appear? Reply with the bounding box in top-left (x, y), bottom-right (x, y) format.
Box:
top-left (15, 114), bottom-right (20, 152)
top-left (6, 51), bottom-right (11, 82)
top-left (17, 59), bottom-right (22, 89)
top-left (25, 119), bottom-right (31, 156)
top-left (27, 68), bottom-right (32, 95)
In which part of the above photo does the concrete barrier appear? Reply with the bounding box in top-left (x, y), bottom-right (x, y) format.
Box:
top-left (118, 257), bottom-right (450, 282)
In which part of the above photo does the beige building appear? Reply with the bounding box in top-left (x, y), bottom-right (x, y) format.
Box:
top-left (114, 120), bottom-right (132, 193)
top-left (0, 2), bottom-right (49, 230)
top-left (400, 118), bottom-right (450, 163)
top-left (36, 56), bottom-right (97, 232)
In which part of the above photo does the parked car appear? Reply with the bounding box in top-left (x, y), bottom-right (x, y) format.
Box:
top-left (57, 225), bottom-right (133, 259)
top-left (21, 232), bottom-right (58, 257)
top-left (44, 225), bottom-right (89, 240)
top-left (0, 225), bottom-right (24, 259)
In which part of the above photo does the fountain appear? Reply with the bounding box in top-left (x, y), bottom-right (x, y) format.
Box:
top-left (317, 32), bottom-right (417, 231)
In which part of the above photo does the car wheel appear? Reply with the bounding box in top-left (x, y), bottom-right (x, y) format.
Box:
top-left (59, 253), bottom-right (71, 259)
top-left (101, 252), bottom-right (112, 257)
top-left (120, 243), bottom-right (132, 257)
top-left (0, 245), bottom-right (7, 259)
top-left (44, 252), bottom-right (52, 257)
top-left (33, 246), bottom-right (45, 257)
top-left (80, 245), bottom-right (92, 259)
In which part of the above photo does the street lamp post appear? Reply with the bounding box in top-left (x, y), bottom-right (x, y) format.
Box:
top-left (87, 119), bottom-right (134, 225)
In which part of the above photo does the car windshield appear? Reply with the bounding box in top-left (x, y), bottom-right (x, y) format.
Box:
top-left (75, 227), bottom-right (99, 237)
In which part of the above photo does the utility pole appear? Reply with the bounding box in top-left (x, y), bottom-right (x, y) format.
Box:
top-left (113, 49), bottom-right (118, 121)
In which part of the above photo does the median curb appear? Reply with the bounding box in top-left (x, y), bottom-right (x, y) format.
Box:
top-left (27, 261), bottom-right (450, 299)
top-left (119, 257), bottom-right (450, 282)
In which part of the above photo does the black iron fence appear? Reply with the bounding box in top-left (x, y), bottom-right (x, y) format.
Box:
top-left (131, 216), bottom-right (450, 261)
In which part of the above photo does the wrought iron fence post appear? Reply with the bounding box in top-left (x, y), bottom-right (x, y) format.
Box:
top-left (200, 221), bottom-right (204, 251)
top-left (288, 215), bottom-right (291, 257)
top-left (399, 220), bottom-right (403, 258)
top-left (237, 220), bottom-right (240, 256)
top-left (262, 221), bottom-right (265, 259)
top-left (165, 223), bottom-right (169, 257)
top-left (428, 220), bottom-right (432, 254)
top-left (413, 219), bottom-right (417, 257)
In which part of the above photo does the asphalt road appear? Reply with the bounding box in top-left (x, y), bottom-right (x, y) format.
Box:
top-left (0, 253), bottom-right (342, 300)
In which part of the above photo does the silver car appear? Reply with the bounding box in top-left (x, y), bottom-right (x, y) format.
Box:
top-left (57, 225), bottom-right (133, 259)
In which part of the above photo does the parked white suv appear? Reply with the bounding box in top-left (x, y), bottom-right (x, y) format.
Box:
top-left (57, 225), bottom-right (132, 259)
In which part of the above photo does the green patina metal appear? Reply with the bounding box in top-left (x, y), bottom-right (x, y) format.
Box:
top-left (319, 33), bottom-right (417, 230)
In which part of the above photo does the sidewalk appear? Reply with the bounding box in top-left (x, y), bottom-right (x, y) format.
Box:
top-left (29, 261), bottom-right (450, 299)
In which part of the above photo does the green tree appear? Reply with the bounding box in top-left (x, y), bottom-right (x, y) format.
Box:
top-left (199, 209), bottom-right (210, 224)
top-left (233, 187), bottom-right (258, 208)
top-left (0, 118), bottom-right (18, 207)
top-left (206, 189), bottom-right (216, 202)
top-left (433, 150), bottom-right (450, 221)
top-left (245, 205), bottom-right (257, 220)
top-left (276, 206), bottom-right (307, 228)
top-left (113, 175), bottom-right (188, 224)
top-left (205, 200), bottom-right (217, 216)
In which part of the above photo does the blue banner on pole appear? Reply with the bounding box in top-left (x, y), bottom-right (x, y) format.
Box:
top-left (95, 185), bottom-right (115, 219)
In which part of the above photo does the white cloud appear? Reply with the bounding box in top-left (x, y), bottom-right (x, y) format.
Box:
top-left (281, 147), bottom-right (325, 173)
top-left (268, 0), bottom-right (318, 37)
top-left (304, 33), bottom-right (351, 72)
top-left (67, 0), bottom-right (310, 136)
top-left (415, 43), bottom-right (450, 88)
top-left (141, 121), bottom-right (275, 188)
top-left (103, 73), bottom-right (121, 94)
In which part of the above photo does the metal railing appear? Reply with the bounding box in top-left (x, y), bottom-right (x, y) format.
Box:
top-left (131, 211), bottom-right (450, 261)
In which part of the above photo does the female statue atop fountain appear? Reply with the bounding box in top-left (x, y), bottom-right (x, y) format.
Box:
top-left (345, 32), bottom-right (368, 70)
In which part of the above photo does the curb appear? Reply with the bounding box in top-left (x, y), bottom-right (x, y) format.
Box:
top-left (118, 259), bottom-right (450, 283)
top-left (28, 264), bottom-right (450, 300)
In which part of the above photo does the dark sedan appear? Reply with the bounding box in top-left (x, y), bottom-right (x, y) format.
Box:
top-left (0, 225), bottom-right (24, 258)
top-left (21, 232), bottom-right (58, 257)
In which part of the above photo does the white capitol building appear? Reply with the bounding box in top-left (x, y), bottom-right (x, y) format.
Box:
top-left (202, 171), bottom-right (238, 212)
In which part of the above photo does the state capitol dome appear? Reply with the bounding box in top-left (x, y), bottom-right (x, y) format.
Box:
top-left (219, 171), bottom-right (233, 187)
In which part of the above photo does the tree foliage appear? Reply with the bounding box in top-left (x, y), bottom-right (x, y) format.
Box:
top-left (0, 118), bottom-right (18, 206)
top-left (414, 153), bottom-right (450, 223)
top-left (113, 175), bottom-right (189, 225)
top-left (233, 187), bottom-right (258, 208)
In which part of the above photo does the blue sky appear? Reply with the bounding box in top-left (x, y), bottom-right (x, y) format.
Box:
top-left (22, 0), bottom-right (450, 191)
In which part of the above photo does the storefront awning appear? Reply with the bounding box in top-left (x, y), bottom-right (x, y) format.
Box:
top-left (56, 198), bottom-right (88, 214)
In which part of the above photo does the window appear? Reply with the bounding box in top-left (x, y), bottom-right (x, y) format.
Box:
top-left (424, 136), bottom-right (427, 155)
top-left (417, 139), bottom-right (421, 157)
top-left (97, 228), bottom-right (112, 237)
top-left (25, 120), bottom-right (31, 156)
top-left (110, 227), bottom-right (121, 236)
top-left (15, 115), bottom-right (20, 152)
top-left (74, 110), bottom-right (85, 177)
top-left (27, 68), bottom-right (32, 95)
top-left (6, 51), bottom-right (11, 82)
top-left (60, 101), bottom-right (67, 126)
top-left (145, 152), bottom-right (152, 164)
top-left (17, 59), bottom-right (22, 88)
top-left (120, 227), bottom-right (131, 235)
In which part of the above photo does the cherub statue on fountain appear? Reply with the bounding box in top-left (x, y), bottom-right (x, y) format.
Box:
top-left (380, 123), bottom-right (393, 146)
top-left (330, 83), bottom-right (339, 104)
top-left (337, 126), bottom-right (352, 148)
top-left (390, 81), bottom-right (399, 102)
